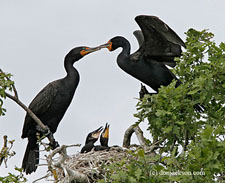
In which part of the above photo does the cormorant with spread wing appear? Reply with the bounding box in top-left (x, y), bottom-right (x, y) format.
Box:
top-left (100, 15), bottom-right (203, 112)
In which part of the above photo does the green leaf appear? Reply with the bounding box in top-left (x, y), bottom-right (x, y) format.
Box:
top-left (137, 149), bottom-right (145, 158)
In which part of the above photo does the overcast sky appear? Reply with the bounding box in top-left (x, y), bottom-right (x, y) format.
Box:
top-left (1, 0), bottom-right (225, 182)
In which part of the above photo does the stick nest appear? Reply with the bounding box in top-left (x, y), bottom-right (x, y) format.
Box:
top-left (56, 146), bottom-right (134, 183)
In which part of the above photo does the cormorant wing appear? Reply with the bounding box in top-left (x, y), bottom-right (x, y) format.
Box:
top-left (22, 81), bottom-right (58, 137)
top-left (133, 30), bottom-right (177, 68)
top-left (134, 15), bottom-right (185, 60)
top-left (28, 81), bottom-right (58, 114)
top-left (133, 30), bottom-right (144, 47)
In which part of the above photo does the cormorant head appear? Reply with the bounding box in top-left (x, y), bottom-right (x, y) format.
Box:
top-left (99, 36), bottom-right (128, 52)
top-left (65, 46), bottom-right (101, 63)
top-left (85, 126), bottom-right (103, 145)
top-left (100, 123), bottom-right (109, 147)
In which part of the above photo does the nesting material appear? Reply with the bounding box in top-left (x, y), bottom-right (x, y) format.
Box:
top-left (55, 146), bottom-right (132, 183)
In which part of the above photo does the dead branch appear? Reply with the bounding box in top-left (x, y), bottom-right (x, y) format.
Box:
top-left (5, 92), bottom-right (48, 132)
top-left (123, 124), bottom-right (149, 150)
top-left (46, 144), bottom-right (90, 183)
top-left (123, 125), bottom-right (135, 147)
top-left (123, 124), bottom-right (164, 153)
top-left (134, 125), bottom-right (148, 148)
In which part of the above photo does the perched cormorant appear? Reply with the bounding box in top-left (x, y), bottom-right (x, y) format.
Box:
top-left (100, 15), bottom-right (203, 112)
top-left (21, 46), bottom-right (100, 174)
top-left (80, 126), bottom-right (103, 153)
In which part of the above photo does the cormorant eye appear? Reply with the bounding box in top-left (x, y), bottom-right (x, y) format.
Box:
top-left (83, 47), bottom-right (89, 50)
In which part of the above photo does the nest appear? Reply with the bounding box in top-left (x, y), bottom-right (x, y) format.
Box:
top-left (55, 146), bottom-right (134, 183)
top-left (47, 125), bottom-right (149, 183)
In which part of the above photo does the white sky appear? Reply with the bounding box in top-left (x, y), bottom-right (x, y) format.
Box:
top-left (1, 0), bottom-right (225, 182)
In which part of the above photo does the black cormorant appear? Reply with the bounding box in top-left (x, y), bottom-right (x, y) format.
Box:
top-left (80, 126), bottom-right (103, 153)
top-left (21, 46), bottom-right (100, 174)
top-left (100, 15), bottom-right (203, 112)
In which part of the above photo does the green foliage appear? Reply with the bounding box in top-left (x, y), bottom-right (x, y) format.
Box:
top-left (98, 149), bottom-right (164, 183)
top-left (0, 167), bottom-right (27, 183)
top-left (0, 69), bottom-right (14, 116)
top-left (98, 29), bottom-right (225, 182)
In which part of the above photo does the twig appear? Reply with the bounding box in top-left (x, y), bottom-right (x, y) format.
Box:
top-left (5, 92), bottom-right (48, 132)
top-left (134, 125), bottom-right (148, 148)
top-left (0, 69), bottom-right (18, 99)
top-left (32, 173), bottom-right (51, 183)
top-left (184, 129), bottom-right (189, 151)
top-left (46, 144), bottom-right (89, 183)
top-left (123, 124), bottom-right (163, 153)
top-left (0, 135), bottom-right (8, 166)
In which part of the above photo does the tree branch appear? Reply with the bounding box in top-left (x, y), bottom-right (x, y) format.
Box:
top-left (123, 124), bottom-right (163, 153)
top-left (134, 125), bottom-right (148, 148)
top-left (5, 92), bottom-right (48, 132)
top-left (46, 144), bottom-right (89, 183)
top-left (123, 124), bottom-right (149, 150)
top-left (123, 125), bottom-right (135, 147)
top-left (0, 68), bottom-right (18, 99)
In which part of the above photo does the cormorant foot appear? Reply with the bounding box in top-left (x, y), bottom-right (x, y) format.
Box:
top-left (49, 140), bottom-right (59, 149)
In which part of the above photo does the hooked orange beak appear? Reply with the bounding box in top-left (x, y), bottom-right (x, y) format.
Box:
top-left (80, 46), bottom-right (101, 56)
top-left (99, 41), bottom-right (113, 51)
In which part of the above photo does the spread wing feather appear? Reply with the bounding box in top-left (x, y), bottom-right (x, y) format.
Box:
top-left (134, 15), bottom-right (185, 59)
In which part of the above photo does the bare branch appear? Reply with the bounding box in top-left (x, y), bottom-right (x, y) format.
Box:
top-left (123, 124), bottom-right (163, 153)
top-left (0, 135), bottom-right (8, 166)
top-left (123, 124), bottom-right (149, 150)
top-left (5, 92), bottom-right (48, 132)
top-left (123, 125), bottom-right (135, 147)
top-left (46, 144), bottom-right (89, 183)
top-left (134, 125), bottom-right (146, 146)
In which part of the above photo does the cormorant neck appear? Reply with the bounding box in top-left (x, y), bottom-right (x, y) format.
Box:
top-left (64, 58), bottom-right (79, 78)
top-left (119, 38), bottom-right (131, 56)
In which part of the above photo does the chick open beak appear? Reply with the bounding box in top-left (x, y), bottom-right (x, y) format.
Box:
top-left (102, 123), bottom-right (110, 138)
top-left (91, 126), bottom-right (103, 139)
